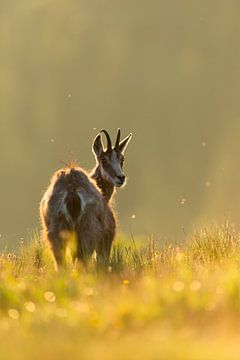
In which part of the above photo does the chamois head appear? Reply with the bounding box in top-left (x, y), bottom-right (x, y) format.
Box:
top-left (92, 129), bottom-right (132, 187)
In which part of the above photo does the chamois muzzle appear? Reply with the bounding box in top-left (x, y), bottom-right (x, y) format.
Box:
top-left (115, 174), bottom-right (126, 187)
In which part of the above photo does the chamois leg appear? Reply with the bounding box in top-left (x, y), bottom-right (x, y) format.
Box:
top-left (75, 231), bottom-right (95, 266)
top-left (96, 235), bottom-right (113, 268)
top-left (47, 230), bottom-right (67, 268)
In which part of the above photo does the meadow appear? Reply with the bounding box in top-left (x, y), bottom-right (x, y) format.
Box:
top-left (0, 222), bottom-right (240, 359)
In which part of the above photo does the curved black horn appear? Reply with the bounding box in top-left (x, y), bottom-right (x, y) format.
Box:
top-left (115, 128), bottom-right (121, 149)
top-left (100, 129), bottom-right (112, 152)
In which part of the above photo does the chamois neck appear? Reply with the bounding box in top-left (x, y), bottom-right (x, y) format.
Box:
top-left (91, 166), bottom-right (115, 202)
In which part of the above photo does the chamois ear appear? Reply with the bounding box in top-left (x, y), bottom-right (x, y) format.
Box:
top-left (119, 133), bottom-right (132, 153)
top-left (92, 134), bottom-right (103, 157)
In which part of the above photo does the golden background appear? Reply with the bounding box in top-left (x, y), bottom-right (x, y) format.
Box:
top-left (1, 1), bottom-right (240, 246)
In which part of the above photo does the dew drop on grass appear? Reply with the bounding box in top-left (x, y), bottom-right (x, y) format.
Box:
top-left (190, 280), bottom-right (201, 292)
top-left (44, 291), bottom-right (56, 303)
top-left (71, 301), bottom-right (89, 313)
top-left (25, 302), bottom-right (36, 313)
top-left (84, 287), bottom-right (94, 296)
top-left (172, 281), bottom-right (185, 292)
top-left (8, 309), bottom-right (20, 320)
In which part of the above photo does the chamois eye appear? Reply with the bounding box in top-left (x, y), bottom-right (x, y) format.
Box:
top-left (101, 158), bottom-right (107, 165)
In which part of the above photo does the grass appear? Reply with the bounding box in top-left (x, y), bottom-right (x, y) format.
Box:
top-left (1, 222), bottom-right (240, 359)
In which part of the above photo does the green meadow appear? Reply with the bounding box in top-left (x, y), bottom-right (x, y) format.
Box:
top-left (1, 222), bottom-right (240, 359)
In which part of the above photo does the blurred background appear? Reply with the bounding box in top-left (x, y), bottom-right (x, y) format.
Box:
top-left (1, 0), bottom-right (240, 248)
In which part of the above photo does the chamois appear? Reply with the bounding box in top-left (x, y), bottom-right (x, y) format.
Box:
top-left (40, 129), bottom-right (132, 268)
